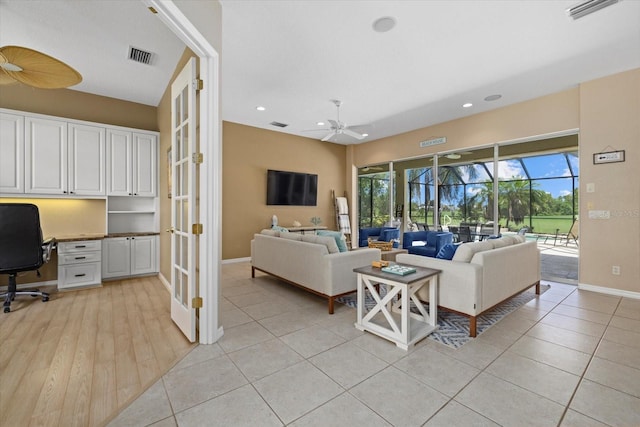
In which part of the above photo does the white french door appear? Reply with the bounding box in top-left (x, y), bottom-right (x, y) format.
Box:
top-left (170, 57), bottom-right (197, 341)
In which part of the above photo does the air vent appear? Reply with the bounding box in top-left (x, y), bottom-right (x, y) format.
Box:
top-left (128, 46), bottom-right (154, 65)
top-left (270, 121), bottom-right (289, 128)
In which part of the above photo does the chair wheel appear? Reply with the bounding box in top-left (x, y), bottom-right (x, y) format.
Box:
top-left (4, 306), bottom-right (9, 313)
top-left (42, 297), bottom-right (49, 302)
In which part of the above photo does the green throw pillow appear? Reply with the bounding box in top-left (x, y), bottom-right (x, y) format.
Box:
top-left (317, 230), bottom-right (348, 252)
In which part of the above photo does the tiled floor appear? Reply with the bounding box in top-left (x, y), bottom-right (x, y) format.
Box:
top-left (108, 262), bottom-right (640, 426)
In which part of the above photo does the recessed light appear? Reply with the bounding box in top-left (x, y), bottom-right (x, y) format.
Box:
top-left (463, 103), bottom-right (473, 108)
top-left (317, 121), bottom-right (325, 126)
top-left (373, 16), bottom-right (396, 33)
top-left (362, 133), bottom-right (369, 137)
top-left (256, 106), bottom-right (266, 111)
top-left (484, 94), bottom-right (502, 102)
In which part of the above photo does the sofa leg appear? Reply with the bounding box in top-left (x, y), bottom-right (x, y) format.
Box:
top-left (535, 281), bottom-right (540, 295)
top-left (328, 297), bottom-right (335, 314)
top-left (251, 266), bottom-right (255, 278)
top-left (469, 316), bottom-right (477, 337)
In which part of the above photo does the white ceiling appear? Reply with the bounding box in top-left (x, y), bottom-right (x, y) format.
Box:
top-left (1, 0), bottom-right (639, 145)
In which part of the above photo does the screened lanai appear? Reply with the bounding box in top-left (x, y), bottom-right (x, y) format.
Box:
top-left (358, 134), bottom-right (579, 236)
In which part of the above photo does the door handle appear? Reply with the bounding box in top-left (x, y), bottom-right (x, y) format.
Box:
top-left (166, 227), bottom-right (175, 234)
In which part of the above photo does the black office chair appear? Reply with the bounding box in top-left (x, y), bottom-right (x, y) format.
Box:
top-left (0, 203), bottom-right (56, 313)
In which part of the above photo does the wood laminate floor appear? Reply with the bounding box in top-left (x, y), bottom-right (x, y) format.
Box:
top-left (0, 276), bottom-right (195, 427)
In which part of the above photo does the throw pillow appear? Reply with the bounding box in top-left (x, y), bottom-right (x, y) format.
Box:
top-left (435, 243), bottom-right (459, 260)
top-left (272, 225), bottom-right (289, 233)
top-left (317, 230), bottom-right (348, 252)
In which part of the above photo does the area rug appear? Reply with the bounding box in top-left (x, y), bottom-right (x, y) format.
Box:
top-left (336, 284), bottom-right (549, 349)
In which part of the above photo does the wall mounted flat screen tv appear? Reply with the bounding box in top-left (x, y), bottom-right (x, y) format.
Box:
top-left (267, 169), bottom-right (318, 206)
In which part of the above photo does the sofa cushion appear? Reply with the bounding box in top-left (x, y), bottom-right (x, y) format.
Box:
top-left (301, 234), bottom-right (340, 253)
top-left (261, 229), bottom-right (279, 237)
top-left (436, 243), bottom-right (459, 260)
top-left (280, 232), bottom-right (302, 241)
top-left (452, 240), bottom-right (495, 263)
top-left (500, 235), bottom-right (518, 245)
top-left (513, 234), bottom-right (526, 243)
top-left (491, 237), bottom-right (511, 249)
top-left (317, 230), bottom-right (348, 252)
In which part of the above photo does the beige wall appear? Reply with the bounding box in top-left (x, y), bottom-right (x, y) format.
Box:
top-left (578, 68), bottom-right (639, 292)
top-left (222, 121), bottom-right (347, 259)
top-left (353, 88), bottom-right (580, 166)
top-left (352, 69), bottom-right (639, 294)
top-left (0, 85), bottom-right (158, 131)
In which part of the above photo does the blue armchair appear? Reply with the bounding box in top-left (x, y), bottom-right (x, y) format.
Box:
top-left (359, 227), bottom-right (400, 248)
top-left (402, 231), bottom-right (454, 257)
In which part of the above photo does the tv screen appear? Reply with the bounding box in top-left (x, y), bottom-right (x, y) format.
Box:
top-left (266, 169), bottom-right (318, 206)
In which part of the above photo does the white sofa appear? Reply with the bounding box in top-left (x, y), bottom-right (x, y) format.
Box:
top-left (396, 235), bottom-right (540, 337)
top-left (251, 230), bottom-right (380, 313)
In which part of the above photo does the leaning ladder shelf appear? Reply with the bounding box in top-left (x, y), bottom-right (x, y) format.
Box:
top-left (332, 189), bottom-right (352, 248)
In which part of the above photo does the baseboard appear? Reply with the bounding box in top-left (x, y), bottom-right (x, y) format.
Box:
top-left (578, 282), bottom-right (640, 300)
top-left (158, 273), bottom-right (170, 292)
top-left (222, 257), bottom-right (251, 264)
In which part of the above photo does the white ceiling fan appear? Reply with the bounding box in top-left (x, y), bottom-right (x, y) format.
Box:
top-left (317, 99), bottom-right (367, 142)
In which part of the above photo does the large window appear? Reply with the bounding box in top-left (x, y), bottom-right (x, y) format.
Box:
top-left (393, 144), bottom-right (579, 235)
top-left (358, 172), bottom-right (391, 228)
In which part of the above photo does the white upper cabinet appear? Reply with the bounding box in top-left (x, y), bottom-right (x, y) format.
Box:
top-left (107, 130), bottom-right (157, 197)
top-left (68, 123), bottom-right (106, 196)
top-left (133, 133), bottom-right (157, 197)
top-left (25, 116), bottom-right (68, 195)
top-left (0, 112), bottom-right (24, 193)
top-left (106, 129), bottom-right (133, 196)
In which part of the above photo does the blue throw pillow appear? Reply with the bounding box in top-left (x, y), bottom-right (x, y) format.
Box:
top-left (436, 243), bottom-right (458, 260)
top-left (317, 230), bottom-right (348, 252)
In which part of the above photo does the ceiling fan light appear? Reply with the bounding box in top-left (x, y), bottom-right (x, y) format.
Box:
top-left (0, 62), bottom-right (23, 72)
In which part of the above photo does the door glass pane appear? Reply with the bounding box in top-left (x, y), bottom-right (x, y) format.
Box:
top-left (182, 86), bottom-right (188, 122)
top-left (182, 235), bottom-right (189, 269)
top-left (181, 272), bottom-right (188, 307)
top-left (182, 200), bottom-right (189, 232)
top-left (174, 234), bottom-right (181, 265)
top-left (175, 129), bottom-right (181, 161)
top-left (174, 97), bottom-right (181, 127)
top-left (182, 124), bottom-right (189, 158)
top-left (175, 162), bottom-right (182, 197)
top-left (182, 160), bottom-right (189, 196)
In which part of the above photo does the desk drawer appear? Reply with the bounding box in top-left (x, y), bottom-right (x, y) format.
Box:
top-left (58, 240), bottom-right (102, 254)
top-left (60, 252), bottom-right (102, 265)
top-left (58, 262), bottom-right (101, 289)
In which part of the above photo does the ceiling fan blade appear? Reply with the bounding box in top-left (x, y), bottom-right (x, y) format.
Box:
top-left (0, 46), bottom-right (82, 89)
top-left (327, 119), bottom-right (339, 128)
top-left (321, 131), bottom-right (337, 142)
top-left (301, 128), bottom-right (331, 132)
top-left (343, 128), bottom-right (365, 140)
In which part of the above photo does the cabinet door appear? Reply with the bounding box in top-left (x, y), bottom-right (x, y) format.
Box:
top-left (130, 235), bottom-right (158, 275)
top-left (68, 123), bottom-right (106, 195)
top-left (25, 117), bottom-right (67, 194)
top-left (102, 237), bottom-right (131, 278)
top-left (0, 112), bottom-right (24, 193)
top-left (106, 129), bottom-right (132, 196)
top-left (132, 133), bottom-right (157, 197)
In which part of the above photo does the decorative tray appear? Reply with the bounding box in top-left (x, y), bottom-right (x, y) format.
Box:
top-left (381, 265), bottom-right (416, 276)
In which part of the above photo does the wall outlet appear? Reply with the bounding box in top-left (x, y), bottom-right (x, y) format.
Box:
top-left (612, 265), bottom-right (621, 275)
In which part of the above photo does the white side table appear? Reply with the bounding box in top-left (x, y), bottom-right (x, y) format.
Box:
top-left (353, 264), bottom-right (440, 350)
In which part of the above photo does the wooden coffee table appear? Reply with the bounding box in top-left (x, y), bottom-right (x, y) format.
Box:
top-left (353, 264), bottom-right (441, 350)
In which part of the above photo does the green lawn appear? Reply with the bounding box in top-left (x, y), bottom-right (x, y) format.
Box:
top-left (505, 216), bottom-right (575, 235)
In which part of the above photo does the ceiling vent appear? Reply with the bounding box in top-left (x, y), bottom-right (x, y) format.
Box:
top-left (567, 0), bottom-right (619, 19)
top-left (128, 46), bottom-right (154, 65)
top-left (270, 121), bottom-right (289, 128)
